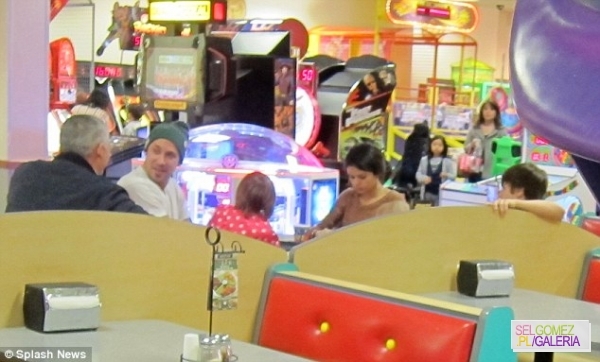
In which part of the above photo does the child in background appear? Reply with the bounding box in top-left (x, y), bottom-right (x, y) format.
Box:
top-left (71, 88), bottom-right (116, 133)
top-left (122, 104), bottom-right (146, 136)
top-left (209, 172), bottom-right (280, 246)
top-left (490, 162), bottom-right (565, 223)
top-left (416, 135), bottom-right (456, 206)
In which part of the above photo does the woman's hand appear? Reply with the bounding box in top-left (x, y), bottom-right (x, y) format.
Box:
top-left (423, 176), bottom-right (432, 185)
top-left (315, 228), bottom-right (333, 237)
top-left (468, 138), bottom-right (481, 153)
top-left (301, 227), bottom-right (333, 241)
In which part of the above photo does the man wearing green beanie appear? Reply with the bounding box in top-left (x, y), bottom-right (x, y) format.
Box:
top-left (118, 121), bottom-right (190, 220)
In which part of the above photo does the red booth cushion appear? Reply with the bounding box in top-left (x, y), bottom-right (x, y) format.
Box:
top-left (582, 219), bottom-right (600, 238)
top-left (582, 258), bottom-right (600, 304)
top-left (258, 277), bottom-right (476, 362)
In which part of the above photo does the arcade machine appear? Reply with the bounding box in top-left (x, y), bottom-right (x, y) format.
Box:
top-left (92, 2), bottom-right (163, 129)
top-left (202, 30), bottom-right (297, 139)
top-left (48, 37), bottom-right (77, 156)
top-left (133, 123), bottom-right (340, 241)
top-left (134, 0), bottom-right (227, 125)
top-left (305, 54), bottom-right (397, 188)
top-left (294, 61), bottom-right (321, 151)
top-left (206, 18), bottom-right (313, 140)
top-left (207, 18), bottom-right (310, 58)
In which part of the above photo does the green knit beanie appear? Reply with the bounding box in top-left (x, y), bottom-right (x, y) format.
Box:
top-left (146, 121), bottom-right (190, 164)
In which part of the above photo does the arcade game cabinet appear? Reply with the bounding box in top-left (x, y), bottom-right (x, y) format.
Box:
top-left (138, 0), bottom-right (236, 125)
top-left (48, 38), bottom-right (77, 156)
top-left (294, 61), bottom-right (321, 151)
top-left (202, 31), bottom-right (297, 139)
top-left (138, 34), bottom-right (207, 121)
top-left (306, 54), bottom-right (397, 188)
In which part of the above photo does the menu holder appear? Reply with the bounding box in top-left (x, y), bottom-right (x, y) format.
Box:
top-left (204, 226), bottom-right (245, 336)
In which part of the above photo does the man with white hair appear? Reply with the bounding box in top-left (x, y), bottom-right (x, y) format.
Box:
top-left (5, 115), bottom-right (146, 213)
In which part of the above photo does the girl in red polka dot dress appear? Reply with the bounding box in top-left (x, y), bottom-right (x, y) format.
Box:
top-left (209, 172), bottom-right (280, 246)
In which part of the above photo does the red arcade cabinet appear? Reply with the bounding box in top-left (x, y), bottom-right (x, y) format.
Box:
top-left (49, 38), bottom-right (77, 110)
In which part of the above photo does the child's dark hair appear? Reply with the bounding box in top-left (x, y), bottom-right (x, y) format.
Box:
top-left (428, 135), bottom-right (448, 158)
top-left (502, 162), bottom-right (548, 200)
top-left (235, 172), bottom-right (276, 219)
top-left (476, 100), bottom-right (502, 129)
top-left (127, 104), bottom-right (145, 120)
top-left (345, 142), bottom-right (389, 182)
top-left (86, 88), bottom-right (112, 109)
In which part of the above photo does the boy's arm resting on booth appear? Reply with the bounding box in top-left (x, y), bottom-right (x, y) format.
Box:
top-left (490, 199), bottom-right (565, 223)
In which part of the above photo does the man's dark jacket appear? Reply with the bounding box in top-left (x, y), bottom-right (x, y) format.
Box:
top-left (5, 152), bottom-right (147, 214)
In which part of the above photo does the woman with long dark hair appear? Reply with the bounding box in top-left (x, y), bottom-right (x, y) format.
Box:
top-left (464, 100), bottom-right (507, 182)
top-left (306, 143), bottom-right (409, 238)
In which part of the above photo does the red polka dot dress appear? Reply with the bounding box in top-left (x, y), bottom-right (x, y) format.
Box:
top-left (208, 205), bottom-right (280, 246)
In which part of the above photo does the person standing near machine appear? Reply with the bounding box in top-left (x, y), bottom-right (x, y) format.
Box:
top-left (71, 88), bottom-right (117, 134)
top-left (118, 121), bottom-right (189, 220)
top-left (416, 135), bottom-right (456, 206)
top-left (464, 100), bottom-right (507, 182)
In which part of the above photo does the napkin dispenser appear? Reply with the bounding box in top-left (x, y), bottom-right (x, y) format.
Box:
top-left (23, 282), bottom-right (101, 333)
top-left (457, 260), bottom-right (514, 297)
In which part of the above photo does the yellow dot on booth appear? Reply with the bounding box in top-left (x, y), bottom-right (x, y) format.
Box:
top-left (385, 338), bottom-right (396, 350)
top-left (319, 322), bottom-right (330, 333)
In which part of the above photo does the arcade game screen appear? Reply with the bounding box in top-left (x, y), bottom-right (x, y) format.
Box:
top-left (186, 134), bottom-right (233, 160)
top-left (185, 172), bottom-right (296, 235)
top-left (311, 178), bottom-right (337, 225)
top-left (143, 48), bottom-right (200, 102)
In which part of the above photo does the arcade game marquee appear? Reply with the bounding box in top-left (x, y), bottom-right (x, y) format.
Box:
top-left (133, 123), bottom-right (339, 241)
top-left (303, 55), bottom-right (396, 165)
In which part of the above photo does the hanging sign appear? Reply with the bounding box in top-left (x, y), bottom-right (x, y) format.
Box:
top-left (386, 0), bottom-right (479, 33)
